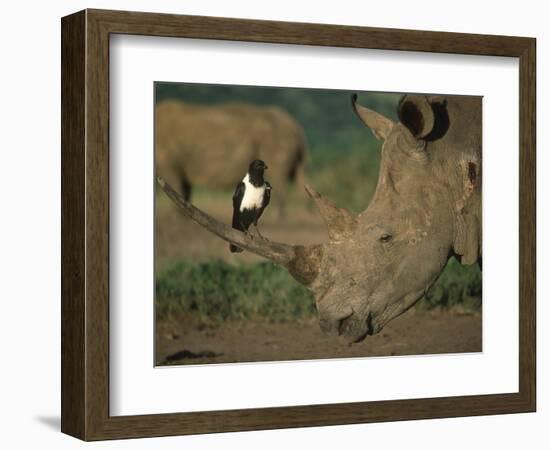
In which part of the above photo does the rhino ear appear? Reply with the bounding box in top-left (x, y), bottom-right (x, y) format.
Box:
top-left (398, 95), bottom-right (435, 139)
top-left (453, 160), bottom-right (482, 265)
top-left (351, 94), bottom-right (395, 141)
top-left (454, 213), bottom-right (481, 265)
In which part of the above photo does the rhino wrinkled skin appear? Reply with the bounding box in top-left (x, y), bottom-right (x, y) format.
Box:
top-left (304, 94), bottom-right (482, 341)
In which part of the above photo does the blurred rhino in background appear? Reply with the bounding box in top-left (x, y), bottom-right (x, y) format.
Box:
top-left (155, 100), bottom-right (308, 217)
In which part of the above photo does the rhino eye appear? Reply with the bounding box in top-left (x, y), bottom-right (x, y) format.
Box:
top-left (379, 233), bottom-right (393, 243)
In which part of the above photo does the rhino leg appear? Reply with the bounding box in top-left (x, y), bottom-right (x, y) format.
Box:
top-left (180, 178), bottom-right (192, 202)
top-left (157, 165), bottom-right (192, 203)
top-left (274, 181), bottom-right (287, 220)
top-left (293, 162), bottom-right (314, 213)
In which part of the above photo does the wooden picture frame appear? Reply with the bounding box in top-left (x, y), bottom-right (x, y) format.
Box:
top-left (61, 8), bottom-right (536, 441)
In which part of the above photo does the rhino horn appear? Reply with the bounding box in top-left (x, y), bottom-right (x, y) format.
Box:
top-left (157, 177), bottom-right (322, 285)
top-left (351, 94), bottom-right (395, 141)
top-left (304, 184), bottom-right (358, 242)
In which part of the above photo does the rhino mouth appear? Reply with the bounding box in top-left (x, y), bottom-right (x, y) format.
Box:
top-left (337, 311), bottom-right (374, 343)
top-left (375, 289), bottom-right (426, 331)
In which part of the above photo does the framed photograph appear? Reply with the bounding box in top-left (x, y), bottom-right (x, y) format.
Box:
top-left (61, 9), bottom-right (536, 440)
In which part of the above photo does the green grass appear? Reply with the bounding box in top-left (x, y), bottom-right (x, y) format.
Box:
top-left (156, 260), bottom-right (316, 322)
top-left (156, 258), bottom-right (481, 322)
top-left (417, 258), bottom-right (482, 310)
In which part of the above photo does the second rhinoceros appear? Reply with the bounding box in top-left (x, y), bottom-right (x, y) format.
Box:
top-left (155, 100), bottom-right (307, 217)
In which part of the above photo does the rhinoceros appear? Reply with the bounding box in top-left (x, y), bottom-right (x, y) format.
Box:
top-left (158, 93), bottom-right (482, 343)
top-left (155, 100), bottom-right (307, 217)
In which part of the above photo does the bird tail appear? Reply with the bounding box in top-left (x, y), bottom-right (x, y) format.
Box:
top-left (230, 243), bottom-right (244, 253)
top-left (230, 212), bottom-right (245, 253)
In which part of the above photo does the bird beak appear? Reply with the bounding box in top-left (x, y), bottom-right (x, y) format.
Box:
top-left (264, 165), bottom-right (269, 170)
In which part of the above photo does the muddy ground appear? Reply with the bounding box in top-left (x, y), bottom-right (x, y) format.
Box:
top-left (156, 307), bottom-right (481, 366)
top-left (155, 190), bottom-right (482, 366)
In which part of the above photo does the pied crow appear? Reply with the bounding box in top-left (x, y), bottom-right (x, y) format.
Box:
top-left (230, 160), bottom-right (271, 253)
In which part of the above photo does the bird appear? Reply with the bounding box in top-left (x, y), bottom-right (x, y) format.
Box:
top-left (230, 160), bottom-right (271, 253)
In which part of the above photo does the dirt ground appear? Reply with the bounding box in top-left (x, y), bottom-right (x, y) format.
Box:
top-left (155, 190), bottom-right (482, 366)
top-left (156, 307), bottom-right (481, 366)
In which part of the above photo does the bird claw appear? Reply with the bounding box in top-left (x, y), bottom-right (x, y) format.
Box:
top-left (241, 226), bottom-right (266, 241)
top-left (254, 226), bottom-right (266, 240)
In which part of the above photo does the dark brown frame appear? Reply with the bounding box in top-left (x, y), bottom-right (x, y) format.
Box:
top-left (61, 9), bottom-right (536, 441)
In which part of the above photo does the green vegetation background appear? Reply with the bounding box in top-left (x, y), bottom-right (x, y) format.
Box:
top-left (155, 83), bottom-right (482, 321)
top-left (156, 259), bottom-right (481, 322)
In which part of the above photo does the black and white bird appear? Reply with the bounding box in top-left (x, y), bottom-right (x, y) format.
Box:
top-left (230, 160), bottom-right (271, 253)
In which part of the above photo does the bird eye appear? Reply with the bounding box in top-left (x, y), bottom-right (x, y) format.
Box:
top-left (379, 233), bottom-right (392, 243)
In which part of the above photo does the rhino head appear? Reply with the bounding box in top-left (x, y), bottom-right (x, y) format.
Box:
top-left (159, 93), bottom-right (482, 343)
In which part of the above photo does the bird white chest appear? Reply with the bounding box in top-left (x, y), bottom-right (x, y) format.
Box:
top-left (240, 174), bottom-right (266, 212)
